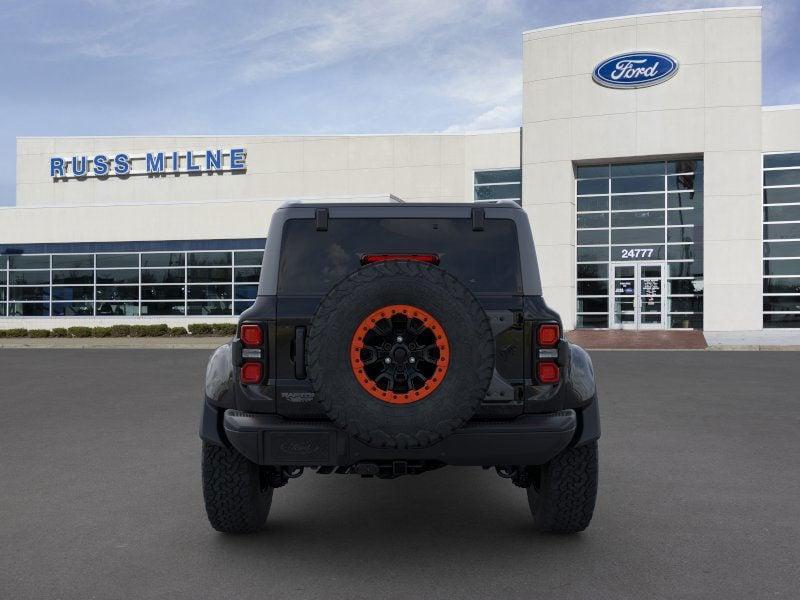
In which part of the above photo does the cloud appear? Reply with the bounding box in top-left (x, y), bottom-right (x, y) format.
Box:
top-left (442, 103), bottom-right (521, 132)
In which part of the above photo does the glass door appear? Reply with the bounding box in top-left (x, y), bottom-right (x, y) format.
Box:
top-left (610, 262), bottom-right (666, 329)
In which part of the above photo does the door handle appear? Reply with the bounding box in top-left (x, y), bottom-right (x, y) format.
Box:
top-left (294, 327), bottom-right (307, 379)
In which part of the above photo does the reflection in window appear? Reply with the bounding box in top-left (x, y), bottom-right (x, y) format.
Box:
top-left (0, 244), bottom-right (264, 320)
top-left (576, 159), bottom-right (704, 329)
top-left (763, 153), bottom-right (800, 328)
top-left (474, 169), bottom-right (522, 205)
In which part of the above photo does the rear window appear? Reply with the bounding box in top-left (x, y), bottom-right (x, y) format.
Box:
top-left (277, 218), bottom-right (521, 295)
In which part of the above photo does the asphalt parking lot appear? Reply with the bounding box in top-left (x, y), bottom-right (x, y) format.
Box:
top-left (1, 349), bottom-right (798, 599)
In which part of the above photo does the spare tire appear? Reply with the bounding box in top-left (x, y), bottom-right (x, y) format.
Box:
top-left (306, 260), bottom-right (494, 449)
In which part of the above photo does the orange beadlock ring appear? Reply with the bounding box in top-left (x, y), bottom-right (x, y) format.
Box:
top-left (350, 304), bottom-right (450, 404)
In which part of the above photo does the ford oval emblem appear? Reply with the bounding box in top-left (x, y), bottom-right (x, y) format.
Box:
top-left (593, 52), bottom-right (678, 89)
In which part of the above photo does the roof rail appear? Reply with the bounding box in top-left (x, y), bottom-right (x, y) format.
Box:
top-left (389, 194), bottom-right (405, 203)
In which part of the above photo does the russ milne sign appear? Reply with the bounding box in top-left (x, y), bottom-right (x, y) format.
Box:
top-left (592, 52), bottom-right (678, 89)
top-left (49, 148), bottom-right (246, 179)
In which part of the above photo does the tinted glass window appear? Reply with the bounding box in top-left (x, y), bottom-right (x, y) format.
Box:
top-left (577, 230), bottom-right (608, 245)
top-left (52, 286), bottom-right (93, 301)
top-left (141, 302), bottom-right (185, 315)
top-left (96, 269), bottom-right (138, 284)
top-left (763, 188), bottom-right (800, 204)
top-left (668, 209), bottom-right (699, 226)
top-left (577, 179), bottom-right (607, 195)
top-left (96, 286), bottom-right (139, 300)
top-left (611, 228), bottom-right (664, 244)
top-left (10, 271), bottom-right (50, 285)
top-left (577, 197), bottom-right (608, 212)
top-left (9, 255), bottom-right (49, 269)
top-left (277, 218), bottom-right (522, 295)
top-left (764, 170), bottom-right (800, 186)
top-left (667, 174), bottom-right (699, 191)
top-left (188, 268), bottom-right (230, 283)
top-left (763, 278), bottom-right (800, 294)
top-left (577, 264), bottom-right (608, 279)
top-left (764, 241), bottom-right (800, 258)
top-left (764, 223), bottom-right (800, 240)
top-left (577, 213), bottom-right (608, 229)
top-left (10, 287), bottom-right (50, 301)
top-left (141, 253), bottom-right (184, 268)
top-left (763, 259), bottom-right (800, 276)
top-left (611, 162), bottom-right (663, 177)
top-left (576, 165), bottom-right (608, 179)
top-left (187, 302), bottom-right (232, 315)
top-left (234, 267), bottom-right (260, 282)
top-left (188, 285), bottom-right (232, 300)
top-left (611, 176), bottom-right (663, 194)
top-left (141, 286), bottom-right (185, 300)
top-left (577, 247), bottom-right (608, 262)
top-left (474, 183), bottom-right (521, 201)
top-left (612, 194), bottom-right (663, 211)
top-left (764, 153), bottom-right (800, 168)
top-left (97, 254), bottom-right (138, 268)
top-left (141, 268), bottom-right (184, 284)
top-left (611, 210), bottom-right (664, 228)
top-left (188, 252), bottom-right (232, 266)
top-left (234, 251), bottom-right (263, 266)
top-left (52, 254), bottom-right (93, 269)
top-left (764, 205), bottom-right (800, 222)
top-left (474, 169), bottom-right (520, 185)
top-left (53, 270), bottom-right (93, 284)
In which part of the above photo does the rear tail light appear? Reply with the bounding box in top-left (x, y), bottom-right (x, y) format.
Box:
top-left (534, 322), bottom-right (561, 384)
top-left (240, 324), bottom-right (263, 347)
top-left (237, 322), bottom-right (267, 384)
top-left (361, 254), bottom-right (440, 265)
top-left (537, 361), bottom-right (560, 384)
top-left (240, 362), bottom-right (263, 384)
top-left (537, 323), bottom-right (560, 347)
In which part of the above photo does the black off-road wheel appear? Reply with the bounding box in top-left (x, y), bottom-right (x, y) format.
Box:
top-left (202, 442), bottom-right (273, 534)
top-left (527, 441), bottom-right (598, 533)
top-left (306, 260), bottom-right (495, 449)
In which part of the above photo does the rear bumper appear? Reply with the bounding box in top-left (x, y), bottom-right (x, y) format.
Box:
top-left (218, 409), bottom-right (581, 467)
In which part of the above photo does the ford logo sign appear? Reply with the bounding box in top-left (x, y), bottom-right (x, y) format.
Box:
top-left (593, 52), bottom-right (678, 89)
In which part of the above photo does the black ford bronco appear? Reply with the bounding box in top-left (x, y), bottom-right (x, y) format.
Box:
top-left (200, 199), bottom-right (599, 534)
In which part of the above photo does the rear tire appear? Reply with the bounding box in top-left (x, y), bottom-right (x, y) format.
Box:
top-left (202, 442), bottom-right (273, 534)
top-left (527, 441), bottom-right (598, 533)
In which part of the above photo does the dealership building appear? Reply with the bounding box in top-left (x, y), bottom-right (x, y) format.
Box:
top-left (2, 6), bottom-right (799, 333)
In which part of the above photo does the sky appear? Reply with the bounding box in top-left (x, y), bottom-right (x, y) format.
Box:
top-left (1, 0), bottom-right (799, 206)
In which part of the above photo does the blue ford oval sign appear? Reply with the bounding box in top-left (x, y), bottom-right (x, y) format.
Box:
top-left (593, 52), bottom-right (678, 89)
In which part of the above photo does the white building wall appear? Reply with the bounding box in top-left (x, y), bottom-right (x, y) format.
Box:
top-left (16, 131), bottom-right (520, 212)
top-left (522, 6), bottom-right (764, 331)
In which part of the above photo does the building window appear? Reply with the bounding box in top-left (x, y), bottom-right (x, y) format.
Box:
top-left (763, 152), bottom-right (800, 328)
top-left (0, 245), bottom-right (264, 319)
top-left (474, 169), bottom-right (521, 205)
top-left (575, 159), bottom-right (704, 329)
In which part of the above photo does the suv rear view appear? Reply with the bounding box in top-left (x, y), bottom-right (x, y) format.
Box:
top-left (200, 200), bottom-right (600, 534)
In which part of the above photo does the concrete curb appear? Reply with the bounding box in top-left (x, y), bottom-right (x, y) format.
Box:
top-left (0, 337), bottom-right (231, 349)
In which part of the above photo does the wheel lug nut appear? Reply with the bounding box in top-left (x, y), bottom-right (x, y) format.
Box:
top-left (384, 357), bottom-right (391, 364)
top-left (396, 336), bottom-right (403, 343)
top-left (409, 357), bottom-right (416, 363)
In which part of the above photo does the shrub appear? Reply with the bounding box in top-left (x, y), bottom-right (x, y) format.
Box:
top-left (211, 323), bottom-right (237, 336)
top-left (129, 325), bottom-right (148, 338)
top-left (92, 327), bottom-right (113, 338)
top-left (4, 328), bottom-right (29, 337)
top-left (28, 329), bottom-right (51, 338)
top-left (168, 326), bottom-right (188, 336)
top-left (67, 326), bottom-right (93, 338)
top-left (109, 324), bottom-right (132, 337)
top-left (188, 323), bottom-right (214, 336)
top-left (51, 328), bottom-right (69, 338)
top-left (145, 324), bottom-right (169, 337)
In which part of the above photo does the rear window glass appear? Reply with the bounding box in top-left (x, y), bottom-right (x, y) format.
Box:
top-left (277, 218), bottom-right (521, 294)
